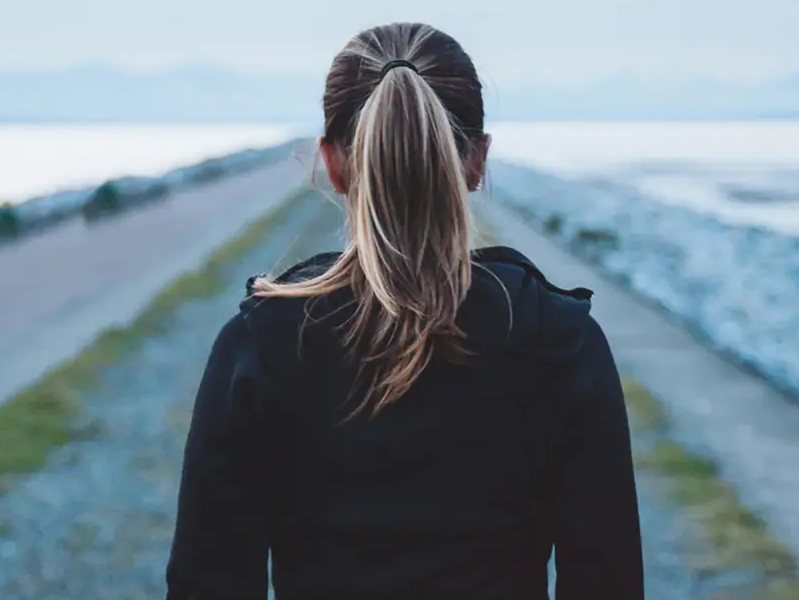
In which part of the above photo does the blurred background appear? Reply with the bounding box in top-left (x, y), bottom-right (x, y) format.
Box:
top-left (1, 1), bottom-right (798, 598)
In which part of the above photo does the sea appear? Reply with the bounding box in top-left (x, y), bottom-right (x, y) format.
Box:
top-left (1, 121), bottom-right (797, 396)
top-left (0, 123), bottom-right (302, 203)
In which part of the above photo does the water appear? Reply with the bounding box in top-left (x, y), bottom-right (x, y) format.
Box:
top-left (0, 123), bottom-right (303, 203)
top-left (488, 121), bottom-right (799, 396)
top-left (489, 121), bottom-right (799, 236)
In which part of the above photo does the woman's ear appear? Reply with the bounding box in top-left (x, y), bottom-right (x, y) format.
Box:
top-left (466, 133), bottom-right (491, 192)
top-left (319, 137), bottom-right (348, 194)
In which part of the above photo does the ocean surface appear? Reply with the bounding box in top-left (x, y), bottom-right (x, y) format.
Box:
top-left (489, 121), bottom-right (799, 396)
top-left (490, 121), bottom-right (799, 236)
top-left (0, 123), bottom-right (303, 203)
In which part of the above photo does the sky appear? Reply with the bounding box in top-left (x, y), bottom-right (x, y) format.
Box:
top-left (3, 0), bottom-right (799, 87)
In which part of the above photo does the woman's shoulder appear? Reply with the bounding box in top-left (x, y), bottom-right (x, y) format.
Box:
top-left (243, 251), bottom-right (343, 298)
top-left (238, 249), bottom-right (343, 326)
top-left (471, 245), bottom-right (593, 301)
top-left (235, 251), bottom-right (350, 374)
top-left (465, 245), bottom-right (597, 359)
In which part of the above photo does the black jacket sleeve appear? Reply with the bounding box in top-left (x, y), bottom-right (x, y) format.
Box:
top-left (166, 313), bottom-right (271, 599)
top-left (553, 317), bottom-right (644, 599)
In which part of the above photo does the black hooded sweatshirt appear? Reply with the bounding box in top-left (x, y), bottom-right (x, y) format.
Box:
top-left (166, 246), bottom-right (643, 600)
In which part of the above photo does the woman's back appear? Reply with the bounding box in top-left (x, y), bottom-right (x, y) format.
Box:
top-left (166, 247), bottom-right (643, 599)
top-left (166, 21), bottom-right (642, 599)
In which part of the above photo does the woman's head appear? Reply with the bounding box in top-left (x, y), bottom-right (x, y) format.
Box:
top-left (254, 23), bottom-right (489, 414)
top-left (321, 23), bottom-right (487, 186)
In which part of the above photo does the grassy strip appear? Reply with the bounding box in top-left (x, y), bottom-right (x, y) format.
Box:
top-left (0, 186), bottom-right (314, 490)
top-left (624, 380), bottom-right (799, 599)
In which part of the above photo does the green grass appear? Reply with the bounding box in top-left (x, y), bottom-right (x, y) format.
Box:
top-left (0, 202), bottom-right (21, 237)
top-left (753, 580), bottom-right (799, 600)
top-left (544, 213), bottom-right (564, 234)
top-left (0, 186), bottom-right (314, 490)
top-left (637, 441), bottom-right (795, 577)
top-left (623, 379), bottom-right (670, 431)
top-left (623, 379), bottom-right (799, 596)
top-left (574, 226), bottom-right (618, 246)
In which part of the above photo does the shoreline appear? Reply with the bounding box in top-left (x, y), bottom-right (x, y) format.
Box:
top-left (0, 136), bottom-right (305, 240)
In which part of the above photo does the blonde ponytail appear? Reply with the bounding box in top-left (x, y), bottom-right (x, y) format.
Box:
top-left (252, 23), bottom-right (486, 414)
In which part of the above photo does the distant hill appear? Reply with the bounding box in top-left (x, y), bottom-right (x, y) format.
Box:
top-left (0, 66), bottom-right (324, 123)
top-left (1, 65), bottom-right (797, 122)
top-left (490, 75), bottom-right (799, 120)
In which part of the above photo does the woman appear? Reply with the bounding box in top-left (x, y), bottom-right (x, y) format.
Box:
top-left (167, 22), bottom-right (643, 599)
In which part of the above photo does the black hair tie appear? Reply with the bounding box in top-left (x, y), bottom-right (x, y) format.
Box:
top-left (380, 59), bottom-right (419, 80)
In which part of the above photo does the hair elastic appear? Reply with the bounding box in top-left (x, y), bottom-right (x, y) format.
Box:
top-left (380, 59), bottom-right (419, 80)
